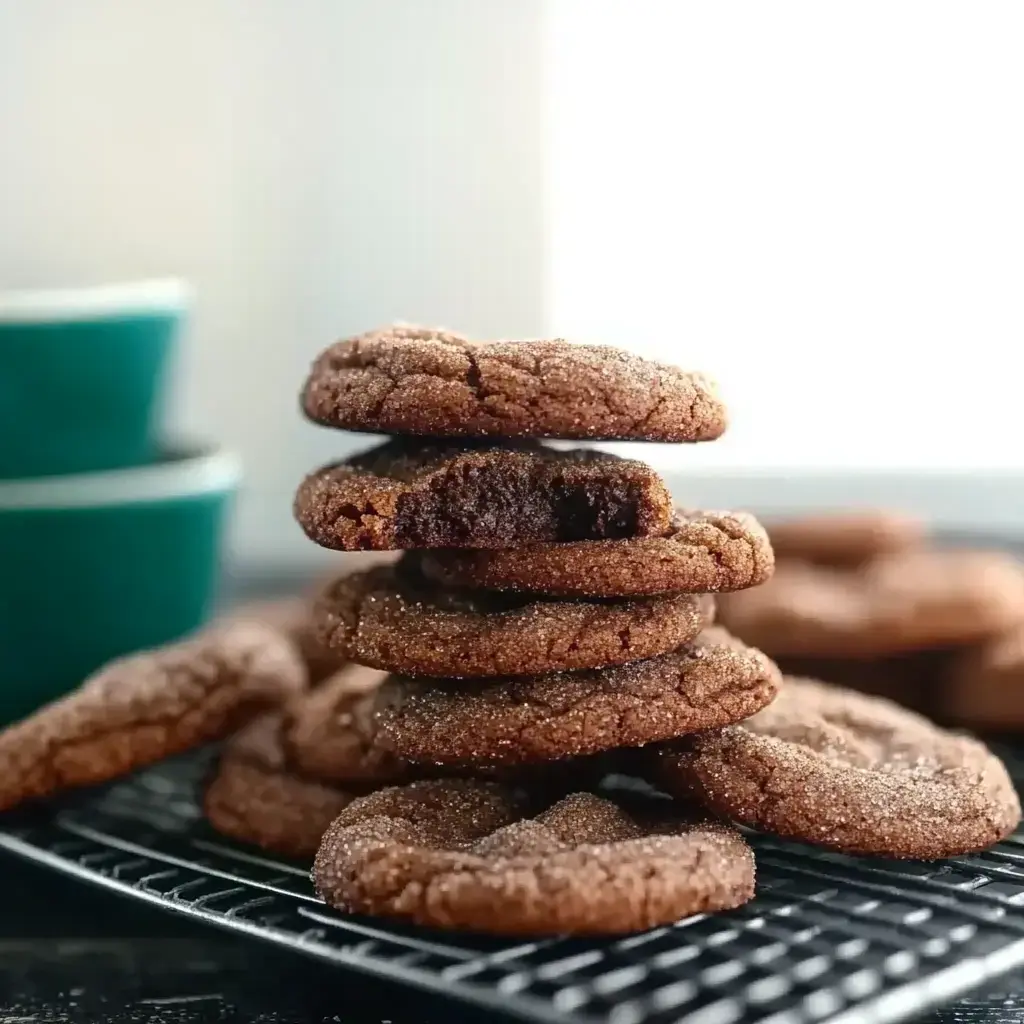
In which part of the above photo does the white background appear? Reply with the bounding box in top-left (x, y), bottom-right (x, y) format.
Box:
top-left (2, 1), bottom-right (1023, 564)
top-left (546, 1), bottom-right (1024, 472)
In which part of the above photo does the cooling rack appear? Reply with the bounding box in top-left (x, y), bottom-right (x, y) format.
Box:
top-left (0, 750), bottom-right (1023, 1024)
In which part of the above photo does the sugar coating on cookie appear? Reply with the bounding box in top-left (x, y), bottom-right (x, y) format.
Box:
top-left (651, 677), bottom-right (1020, 858)
top-left (293, 440), bottom-right (673, 552)
top-left (717, 550), bottom-right (1024, 658)
top-left (0, 621), bottom-right (307, 813)
top-left (301, 325), bottom-right (727, 443)
top-left (313, 559), bottom-right (711, 679)
top-left (204, 714), bottom-right (358, 858)
top-left (766, 510), bottom-right (925, 566)
top-left (419, 509), bottom-right (774, 597)
top-left (374, 627), bottom-right (781, 765)
top-left (313, 778), bottom-right (754, 936)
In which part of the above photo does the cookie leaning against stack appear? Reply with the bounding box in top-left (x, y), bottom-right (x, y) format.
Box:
top-left (276, 324), bottom-right (783, 936)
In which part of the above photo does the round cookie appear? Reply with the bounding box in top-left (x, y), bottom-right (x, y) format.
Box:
top-left (301, 324), bottom-right (726, 443)
top-left (313, 560), bottom-right (711, 679)
top-left (766, 510), bottom-right (925, 566)
top-left (204, 714), bottom-right (358, 858)
top-left (418, 509), bottom-right (774, 598)
top-left (944, 624), bottom-right (1024, 731)
top-left (650, 677), bottom-right (1020, 859)
top-left (0, 621), bottom-right (307, 813)
top-left (717, 549), bottom-right (1024, 658)
top-left (312, 778), bottom-right (755, 936)
top-left (374, 627), bottom-right (781, 766)
top-left (294, 439), bottom-right (673, 552)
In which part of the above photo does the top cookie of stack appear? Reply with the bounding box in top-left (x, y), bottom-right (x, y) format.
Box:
top-left (300, 323), bottom-right (726, 442)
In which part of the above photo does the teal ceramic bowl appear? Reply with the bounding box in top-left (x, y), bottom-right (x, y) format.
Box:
top-left (0, 279), bottom-right (190, 479)
top-left (0, 445), bottom-right (241, 724)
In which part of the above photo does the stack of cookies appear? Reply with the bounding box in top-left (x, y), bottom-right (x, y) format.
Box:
top-left (276, 325), bottom-right (788, 933)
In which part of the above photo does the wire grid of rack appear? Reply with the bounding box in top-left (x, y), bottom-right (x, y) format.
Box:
top-left (0, 750), bottom-right (1023, 1024)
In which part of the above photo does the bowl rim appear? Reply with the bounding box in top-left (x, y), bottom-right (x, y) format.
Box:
top-left (0, 278), bottom-right (192, 324)
top-left (0, 444), bottom-right (241, 510)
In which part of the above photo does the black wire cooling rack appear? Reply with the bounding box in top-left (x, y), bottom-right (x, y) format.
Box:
top-left (1, 752), bottom-right (1024, 1024)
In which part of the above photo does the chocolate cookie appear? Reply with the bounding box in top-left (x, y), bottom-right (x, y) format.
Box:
top-left (204, 714), bottom-right (357, 858)
top-left (375, 627), bottom-right (781, 766)
top-left (294, 440), bottom-right (673, 551)
top-left (301, 324), bottom-right (727, 443)
top-left (650, 677), bottom-right (1020, 858)
top-left (313, 778), bottom-right (754, 936)
top-left (0, 622), bottom-right (307, 813)
top-left (944, 625), bottom-right (1024, 731)
top-left (313, 560), bottom-right (710, 678)
top-left (419, 509), bottom-right (773, 598)
top-left (717, 550), bottom-right (1024, 658)
top-left (766, 510), bottom-right (925, 566)
top-left (283, 662), bottom-right (410, 785)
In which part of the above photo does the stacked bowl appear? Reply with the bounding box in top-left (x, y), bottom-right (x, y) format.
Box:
top-left (0, 280), bottom-right (239, 720)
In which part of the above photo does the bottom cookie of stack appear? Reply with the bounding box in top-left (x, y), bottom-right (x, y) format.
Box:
top-left (313, 779), bottom-right (756, 937)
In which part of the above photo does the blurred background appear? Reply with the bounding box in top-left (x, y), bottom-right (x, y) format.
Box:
top-left (3, 0), bottom-right (1023, 575)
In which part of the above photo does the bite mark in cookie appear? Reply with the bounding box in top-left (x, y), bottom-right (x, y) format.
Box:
top-left (294, 440), bottom-right (673, 551)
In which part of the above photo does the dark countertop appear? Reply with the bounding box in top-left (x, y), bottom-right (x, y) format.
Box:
top-left (1, 562), bottom-right (1022, 1023)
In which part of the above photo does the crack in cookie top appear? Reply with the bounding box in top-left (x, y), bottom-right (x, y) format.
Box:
top-left (301, 324), bottom-right (726, 442)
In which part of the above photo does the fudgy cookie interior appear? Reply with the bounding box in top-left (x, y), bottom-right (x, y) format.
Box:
top-left (360, 444), bottom-right (667, 548)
